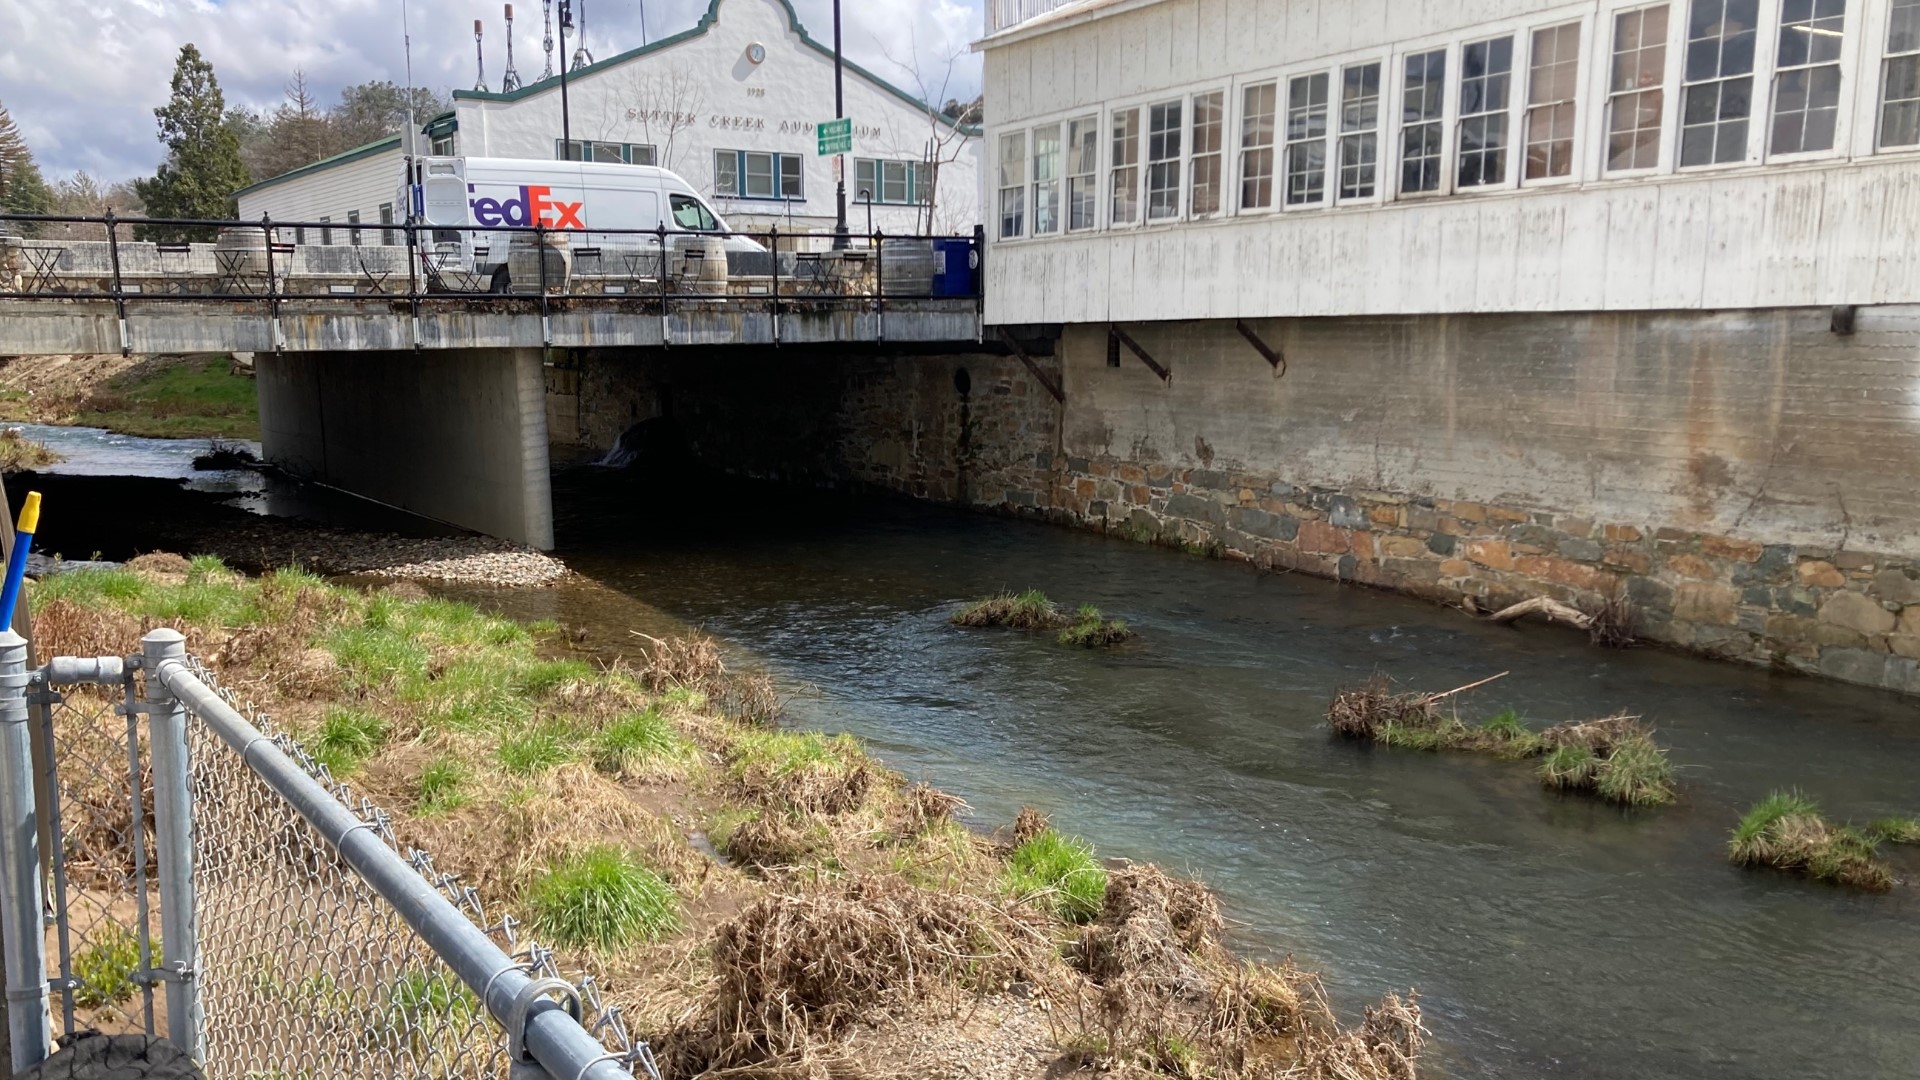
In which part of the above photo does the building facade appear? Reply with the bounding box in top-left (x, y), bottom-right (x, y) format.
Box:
top-left (968, 0), bottom-right (1920, 695)
top-left (240, 0), bottom-right (981, 239)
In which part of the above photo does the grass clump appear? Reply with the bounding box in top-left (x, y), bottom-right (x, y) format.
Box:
top-left (72, 924), bottom-right (144, 1008)
top-left (497, 724), bottom-right (575, 776)
top-left (951, 589), bottom-right (1071, 631)
top-left (1537, 715), bottom-right (1676, 807)
top-left (592, 709), bottom-right (692, 778)
top-left (1869, 817), bottom-right (1920, 844)
top-left (306, 707), bottom-right (389, 776)
top-left (1057, 604), bottom-right (1136, 647)
top-left (415, 758), bottom-right (470, 816)
top-left (1729, 790), bottom-right (1900, 891)
top-left (526, 846), bottom-right (679, 952)
top-left (1005, 829), bottom-right (1108, 923)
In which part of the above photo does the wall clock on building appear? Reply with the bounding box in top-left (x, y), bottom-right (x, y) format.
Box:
top-left (746, 42), bottom-right (767, 64)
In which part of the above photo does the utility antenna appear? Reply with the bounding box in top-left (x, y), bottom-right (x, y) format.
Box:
top-left (501, 4), bottom-right (523, 91)
top-left (402, 0), bottom-right (417, 156)
top-left (474, 20), bottom-right (488, 92)
top-left (639, 0), bottom-right (648, 46)
top-left (571, 0), bottom-right (594, 69)
top-left (542, 0), bottom-right (555, 80)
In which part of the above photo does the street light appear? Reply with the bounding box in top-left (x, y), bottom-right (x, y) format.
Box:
top-left (558, 0), bottom-right (574, 159)
top-left (858, 188), bottom-right (873, 238)
top-left (832, 0), bottom-right (848, 249)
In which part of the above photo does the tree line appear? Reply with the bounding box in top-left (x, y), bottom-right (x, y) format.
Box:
top-left (3, 44), bottom-right (445, 241)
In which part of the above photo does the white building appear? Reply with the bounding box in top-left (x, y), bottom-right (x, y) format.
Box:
top-left (239, 0), bottom-right (981, 240)
top-left (977, 0), bottom-right (1920, 324)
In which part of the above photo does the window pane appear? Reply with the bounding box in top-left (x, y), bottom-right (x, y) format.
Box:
top-left (1033, 123), bottom-right (1062, 234)
top-left (1459, 36), bottom-right (1515, 187)
top-left (1148, 102), bottom-right (1182, 219)
top-left (1190, 91), bottom-right (1224, 215)
top-left (883, 161), bottom-right (910, 204)
top-left (1111, 109), bottom-right (1141, 225)
top-left (1886, 53), bottom-right (1920, 147)
top-left (1527, 24), bottom-right (1581, 179)
top-left (856, 158), bottom-right (877, 196)
top-left (999, 132), bottom-right (1027, 238)
top-left (780, 155), bottom-right (803, 198)
top-left (745, 152), bottom-right (775, 197)
top-left (1241, 83), bottom-right (1278, 210)
top-left (1772, 0), bottom-right (1847, 154)
top-left (1338, 63), bottom-right (1381, 198)
top-left (714, 151), bottom-right (739, 195)
top-left (1401, 49), bottom-right (1447, 193)
top-left (1608, 7), bottom-right (1670, 171)
top-left (1068, 115), bottom-right (1098, 230)
top-left (1285, 73), bottom-right (1329, 205)
top-left (1680, 0), bottom-right (1758, 164)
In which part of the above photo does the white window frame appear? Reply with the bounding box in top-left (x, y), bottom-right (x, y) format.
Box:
top-left (1065, 114), bottom-right (1101, 232)
top-left (1875, 0), bottom-right (1920, 151)
top-left (1335, 59), bottom-right (1388, 204)
top-left (1457, 32), bottom-right (1521, 192)
top-left (1598, 1), bottom-right (1684, 175)
top-left (1676, 0), bottom-right (1773, 171)
top-left (1145, 97), bottom-right (1185, 223)
top-left (1766, 0), bottom-right (1859, 162)
top-left (1283, 69), bottom-right (1333, 209)
top-left (1188, 89), bottom-right (1227, 219)
top-left (1236, 80), bottom-right (1280, 215)
top-left (1523, 20), bottom-right (1588, 184)
top-left (1032, 122), bottom-right (1064, 236)
top-left (997, 130), bottom-right (1027, 240)
top-left (1390, 40), bottom-right (1458, 200)
top-left (1109, 105), bottom-right (1144, 229)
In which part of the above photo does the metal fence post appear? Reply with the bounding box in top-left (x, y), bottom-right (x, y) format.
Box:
top-left (141, 629), bottom-right (201, 1059)
top-left (0, 629), bottom-right (48, 1070)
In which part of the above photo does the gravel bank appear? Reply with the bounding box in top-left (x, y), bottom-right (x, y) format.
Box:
top-left (167, 521), bottom-right (569, 586)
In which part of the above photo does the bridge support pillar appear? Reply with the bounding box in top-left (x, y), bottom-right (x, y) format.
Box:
top-left (256, 348), bottom-right (555, 550)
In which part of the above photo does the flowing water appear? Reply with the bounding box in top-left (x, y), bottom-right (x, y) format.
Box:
top-left (24, 429), bottom-right (1920, 1079)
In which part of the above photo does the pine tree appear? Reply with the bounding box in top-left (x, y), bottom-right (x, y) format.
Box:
top-left (134, 44), bottom-right (251, 241)
top-left (0, 99), bottom-right (52, 219)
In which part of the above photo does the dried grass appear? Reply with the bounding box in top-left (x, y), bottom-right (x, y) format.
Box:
top-left (1294, 992), bottom-right (1426, 1080)
top-left (951, 590), bottom-right (1072, 631)
top-left (1010, 806), bottom-right (1051, 849)
top-left (900, 784), bottom-right (966, 835)
top-left (660, 876), bottom-right (1040, 1076)
top-left (32, 598), bottom-right (142, 662)
top-left (635, 632), bottom-right (727, 693)
top-left (1327, 678), bottom-right (1441, 742)
top-left (1583, 589), bottom-right (1638, 649)
top-left (1080, 865), bottom-right (1221, 994)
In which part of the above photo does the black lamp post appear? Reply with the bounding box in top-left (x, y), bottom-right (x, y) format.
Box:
top-left (558, 0), bottom-right (574, 159)
top-left (832, 0), bottom-right (848, 249)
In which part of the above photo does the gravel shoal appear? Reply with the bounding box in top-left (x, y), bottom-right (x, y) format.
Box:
top-left (145, 521), bottom-right (567, 587)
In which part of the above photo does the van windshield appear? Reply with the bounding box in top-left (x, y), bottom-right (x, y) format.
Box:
top-left (670, 194), bottom-right (720, 232)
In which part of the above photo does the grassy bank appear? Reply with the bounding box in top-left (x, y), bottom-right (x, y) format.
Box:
top-left (34, 559), bottom-right (1432, 1079)
top-left (0, 354), bottom-right (257, 440)
top-left (0, 427), bottom-right (61, 472)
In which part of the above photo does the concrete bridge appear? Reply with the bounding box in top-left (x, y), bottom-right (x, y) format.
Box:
top-left (0, 217), bottom-right (985, 551)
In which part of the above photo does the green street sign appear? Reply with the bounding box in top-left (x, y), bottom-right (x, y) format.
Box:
top-left (817, 117), bottom-right (853, 156)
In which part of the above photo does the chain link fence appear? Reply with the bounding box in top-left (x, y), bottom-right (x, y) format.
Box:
top-left (0, 631), bottom-right (657, 1079)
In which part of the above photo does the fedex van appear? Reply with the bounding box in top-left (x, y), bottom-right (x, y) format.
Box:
top-left (402, 156), bottom-right (763, 292)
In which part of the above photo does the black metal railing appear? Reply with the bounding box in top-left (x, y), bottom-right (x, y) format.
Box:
top-left (0, 211), bottom-right (986, 318)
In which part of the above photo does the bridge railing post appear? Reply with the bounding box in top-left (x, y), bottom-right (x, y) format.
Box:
top-left (405, 218), bottom-right (421, 350)
top-left (874, 229), bottom-right (885, 343)
top-left (657, 223), bottom-right (670, 347)
top-left (260, 215), bottom-right (284, 354)
top-left (769, 225), bottom-right (780, 348)
top-left (104, 211), bottom-right (130, 357)
top-left (537, 221), bottom-right (551, 347)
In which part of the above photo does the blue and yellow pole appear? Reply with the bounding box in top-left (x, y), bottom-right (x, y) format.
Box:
top-left (0, 492), bottom-right (41, 628)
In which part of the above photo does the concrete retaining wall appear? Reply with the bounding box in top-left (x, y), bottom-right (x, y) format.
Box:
top-left (258, 348), bottom-right (555, 549)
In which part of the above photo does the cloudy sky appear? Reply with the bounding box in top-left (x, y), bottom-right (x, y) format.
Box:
top-left (0, 0), bottom-right (984, 183)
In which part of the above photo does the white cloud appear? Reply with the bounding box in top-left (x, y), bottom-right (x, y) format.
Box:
top-left (0, 0), bottom-right (983, 182)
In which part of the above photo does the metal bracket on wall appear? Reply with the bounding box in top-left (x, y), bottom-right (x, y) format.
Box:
top-left (1109, 325), bottom-right (1170, 383)
top-left (1235, 320), bottom-right (1287, 377)
top-left (995, 328), bottom-right (1065, 404)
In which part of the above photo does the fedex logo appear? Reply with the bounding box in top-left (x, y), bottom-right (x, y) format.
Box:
top-left (468, 184), bottom-right (585, 229)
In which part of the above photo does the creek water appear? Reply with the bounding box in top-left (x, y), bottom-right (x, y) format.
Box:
top-left (23, 429), bottom-right (1920, 1079)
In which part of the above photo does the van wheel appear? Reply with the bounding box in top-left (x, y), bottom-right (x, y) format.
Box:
top-left (489, 267), bottom-right (512, 294)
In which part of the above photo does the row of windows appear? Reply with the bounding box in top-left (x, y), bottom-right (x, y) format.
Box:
top-left (854, 158), bottom-right (935, 205)
top-left (557, 139), bottom-right (659, 165)
top-left (714, 149), bottom-right (806, 200)
top-left (301, 204), bottom-right (397, 247)
top-left (995, 0), bottom-right (1920, 239)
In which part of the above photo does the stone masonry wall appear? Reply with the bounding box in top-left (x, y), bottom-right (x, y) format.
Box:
top-left (1031, 308), bottom-right (1920, 695)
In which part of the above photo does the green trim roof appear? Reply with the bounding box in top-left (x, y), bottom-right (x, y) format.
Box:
top-left (423, 110), bottom-right (459, 139)
top-left (233, 135), bottom-right (404, 198)
top-left (452, 0), bottom-right (979, 136)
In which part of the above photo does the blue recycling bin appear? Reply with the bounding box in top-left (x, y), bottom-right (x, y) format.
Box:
top-left (930, 238), bottom-right (978, 298)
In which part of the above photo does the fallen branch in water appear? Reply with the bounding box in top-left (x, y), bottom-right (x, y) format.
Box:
top-left (1487, 597), bottom-right (1592, 629)
top-left (1417, 671), bottom-right (1509, 706)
